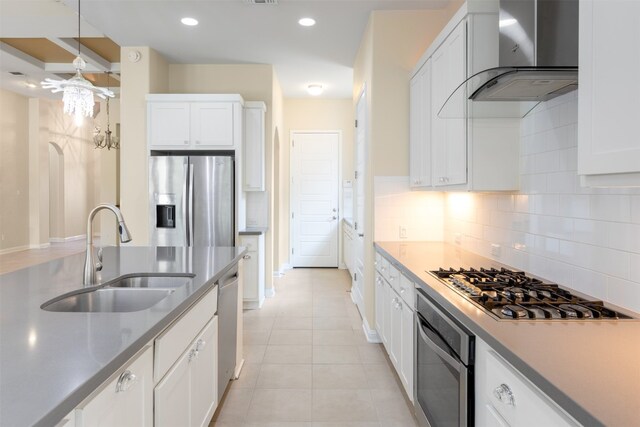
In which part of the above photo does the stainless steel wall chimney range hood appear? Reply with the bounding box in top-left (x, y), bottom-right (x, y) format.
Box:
top-left (440, 0), bottom-right (578, 118)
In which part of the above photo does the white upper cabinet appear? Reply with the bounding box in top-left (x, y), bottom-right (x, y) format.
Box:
top-left (409, 59), bottom-right (432, 188)
top-left (578, 0), bottom-right (640, 187)
top-left (431, 21), bottom-right (467, 187)
top-left (409, 5), bottom-right (520, 192)
top-left (243, 102), bottom-right (267, 191)
top-left (191, 103), bottom-right (234, 147)
top-left (147, 94), bottom-right (243, 150)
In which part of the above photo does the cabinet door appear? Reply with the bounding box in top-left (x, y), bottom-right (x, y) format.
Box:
top-left (149, 102), bottom-right (191, 148)
top-left (375, 273), bottom-right (385, 342)
top-left (410, 60), bottom-right (432, 188)
top-left (154, 346), bottom-right (192, 427)
top-left (389, 292), bottom-right (402, 368)
top-left (191, 317), bottom-right (219, 427)
top-left (191, 103), bottom-right (234, 147)
top-left (244, 106), bottom-right (266, 191)
top-left (400, 301), bottom-right (414, 402)
top-left (578, 0), bottom-right (640, 181)
top-left (77, 346), bottom-right (153, 427)
top-left (242, 251), bottom-right (258, 301)
top-left (432, 21), bottom-right (467, 187)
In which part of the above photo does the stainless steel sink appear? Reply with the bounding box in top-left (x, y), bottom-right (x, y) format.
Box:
top-left (42, 288), bottom-right (175, 313)
top-left (41, 274), bottom-right (194, 313)
top-left (104, 274), bottom-right (194, 289)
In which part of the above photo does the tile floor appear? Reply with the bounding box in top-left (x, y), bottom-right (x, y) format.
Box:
top-left (211, 268), bottom-right (418, 427)
top-left (0, 240), bottom-right (86, 275)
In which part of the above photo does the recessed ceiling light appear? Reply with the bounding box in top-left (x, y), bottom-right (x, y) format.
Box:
top-left (25, 82), bottom-right (37, 89)
top-left (298, 17), bottom-right (316, 27)
top-left (307, 84), bottom-right (323, 96)
top-left (181, 17), bottom-right (199, 26)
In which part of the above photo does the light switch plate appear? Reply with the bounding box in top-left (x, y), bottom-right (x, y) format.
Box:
top-left (399, 226), bottom-right (407, 239)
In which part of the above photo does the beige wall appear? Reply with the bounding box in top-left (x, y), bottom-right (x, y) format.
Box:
top-left (352, 5), bottom-right (463, 328)
top-left (279, 98), bottom-right (354, 269)
top-left (120, 47), bottom-right (169, 245)
top-left (271, 75), bottom-right (284, 279)
top-left (0, 89), bottom-right (30, 252)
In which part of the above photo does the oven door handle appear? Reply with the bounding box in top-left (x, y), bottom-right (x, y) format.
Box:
top-left (417, 316), bottom-right (463, 372)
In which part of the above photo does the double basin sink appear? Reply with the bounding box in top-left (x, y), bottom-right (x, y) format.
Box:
top-left (41, 274), bottom-right (195, 313)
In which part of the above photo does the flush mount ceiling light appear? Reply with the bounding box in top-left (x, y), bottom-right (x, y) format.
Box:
top-left (499, 18), bottom-right (517, 28)
top-left (307, 84), bottom-right (323, 96)
top-left (181, 17), bottom-right (199, 26)
top-left (41, 0), bottom-right (114, 126)
top-left (298, 17), bottom-right (316, 27)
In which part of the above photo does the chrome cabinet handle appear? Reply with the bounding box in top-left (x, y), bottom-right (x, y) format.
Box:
top-left (184, 140), bottom-right (189, 145)
top-left (243, 254), bottom-right (251, 260)
top-left (400, 287), bottom-right (406, 294)
top-left (115, 370), bottom-right (137, 393)
top-left (195, 140), bottom-right (201, 145)
top-left (389, 276), bottom-right (395, 281)
top-left (188, 348), bottom-right (198, 362)
top-left (493, 384), bottom-right (515, 406)
top-left (196, 338), bottom-right (206, 352)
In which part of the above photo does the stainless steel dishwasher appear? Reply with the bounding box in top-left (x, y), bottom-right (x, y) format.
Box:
top-left (217, 265), bottom-right (239, 396)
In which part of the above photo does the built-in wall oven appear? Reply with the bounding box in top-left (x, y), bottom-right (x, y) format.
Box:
top-left (415, 288), bottom-right (475, 427)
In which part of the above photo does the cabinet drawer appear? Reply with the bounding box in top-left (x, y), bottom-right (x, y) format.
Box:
top-left (375, 252), bottom-right (383, 272)
top-left (398, 273), bottom-right (416, 308)
top-left (239, 235), bottom-right (259, 252)
top-left (76, 346), bottom-right (153, 427)
top-left (154, 286), bottom-right (217, 383)
top-left (380, 257), bottom-right (391, 281)
top-left (484, 350), bottom-right (577, 427)
top-left (387, 264), bottom-right (400, 293)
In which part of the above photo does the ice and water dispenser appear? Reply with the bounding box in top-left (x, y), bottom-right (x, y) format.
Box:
top-left (156, 205), bottom-right (175, 228)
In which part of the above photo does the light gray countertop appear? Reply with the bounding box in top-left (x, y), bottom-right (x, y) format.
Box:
top-left (375, 241), bottom-right (640, 427)
top-left (0, 245), bottom-right (245, 427)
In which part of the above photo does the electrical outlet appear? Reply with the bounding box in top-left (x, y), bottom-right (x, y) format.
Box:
top-left (491, 243), bottom-right (501, 257)
top-left (399, 226), bottom-right (407, 239)
top-left (454, 233), bottom-right (462, 245)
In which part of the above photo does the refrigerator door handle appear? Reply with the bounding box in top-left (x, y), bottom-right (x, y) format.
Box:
top-left (188, 164), bottom-right (195, 246)
top-left (183, 163), bottom-right (190, 247)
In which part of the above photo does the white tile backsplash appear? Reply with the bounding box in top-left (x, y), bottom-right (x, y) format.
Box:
top-left (374, 176), bottom-right (444, 242)
top-left (443, 92), bottom-right (640, 313)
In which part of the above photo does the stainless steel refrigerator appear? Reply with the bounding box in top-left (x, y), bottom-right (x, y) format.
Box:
top-left (149, 155), bottom-right (234, 246)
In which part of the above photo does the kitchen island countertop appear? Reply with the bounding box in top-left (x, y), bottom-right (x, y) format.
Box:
top-left (375, 241), bottom-right (640, 427)
top-left (0, 245), bottom-right (245, 427)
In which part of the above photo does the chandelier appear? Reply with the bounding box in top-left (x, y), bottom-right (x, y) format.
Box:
top-left (41, 0), bottom-right (114, 125)
top-left (93, 72), bottom-right (119, 150)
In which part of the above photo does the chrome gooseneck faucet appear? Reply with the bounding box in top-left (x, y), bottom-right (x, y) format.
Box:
top-left (83, 204), bottom-right (132, 286)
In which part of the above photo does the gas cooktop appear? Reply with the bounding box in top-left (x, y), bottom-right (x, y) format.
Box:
top-left (430, 267), bottom-right (632, 320)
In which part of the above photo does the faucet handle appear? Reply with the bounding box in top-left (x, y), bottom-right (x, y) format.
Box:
top-left (95, 262), bottom-right (103, 272)
top-left (97, 247), bottom-right (103, 262)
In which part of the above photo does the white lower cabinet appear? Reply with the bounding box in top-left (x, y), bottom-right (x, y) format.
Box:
top-left (75, 346), bottom-right (153, 427)
top-left (239, 234), bottom-right (265, 309)
top-left (475, 338), bottom-right (579, 427)
top-left (155, 316), bottom-right (218, 427)
top-left (374, 250), bottom-right (415, 402)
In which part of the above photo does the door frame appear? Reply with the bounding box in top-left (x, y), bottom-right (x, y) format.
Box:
top-left (289, 130), bottom-right (343, 268)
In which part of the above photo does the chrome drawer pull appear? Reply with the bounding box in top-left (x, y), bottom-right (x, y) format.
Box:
top-left (493, 383), bottom-right (515, 406)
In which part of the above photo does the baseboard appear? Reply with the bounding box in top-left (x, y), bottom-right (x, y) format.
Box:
top-left (233, 358), bottom-right (245, 380)
top-left (0, 245), bottom-right (30, 255)
top-left (243, 297), bottom-right (266, 309)
top-left (339, 262), bottom-right (347, 270)
top-left (265, 288), bottom-right (276, 298)
top-left (50, 234), bottom-right (86, 243)
top-left (30, 243), bottom-right (50, 249)
top-left (362, 316), bottom-right (382, 343)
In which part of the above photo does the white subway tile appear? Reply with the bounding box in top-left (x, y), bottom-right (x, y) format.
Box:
top-left (607, 277), bottom-right (640, 314)
top-left (559, 195), bottom-right (590, 219)
top-left (572, 219), bottom-right (608, 246)
top-left (590, 195), bottom-right (631, 222)
top-left (546, 172), bottom-right (576, 194)
top-left (631, 196), bottom-right (640, 224)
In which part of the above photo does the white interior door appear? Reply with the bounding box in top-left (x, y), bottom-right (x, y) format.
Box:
top-left (291, 132), bottom-right (340, 267)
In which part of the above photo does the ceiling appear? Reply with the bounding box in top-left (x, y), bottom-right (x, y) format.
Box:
top-left (1, 0), bottom-right (452, 99)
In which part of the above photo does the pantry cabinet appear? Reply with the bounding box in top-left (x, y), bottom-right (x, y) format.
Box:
top-left (243, 102), bottom-right (267, 191)
top-left (409, 6), bottom-right (520, 191)
top-left (475, 338), bottom-right (579, 427)
top-left (374, 249), bottom-right (415, 402)
top-left (74, 346), bottom-right (153, 427)
top-left (147, 94), bottom-right (243, 150)
top-left (578, 0), bottom-right (640, 187)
